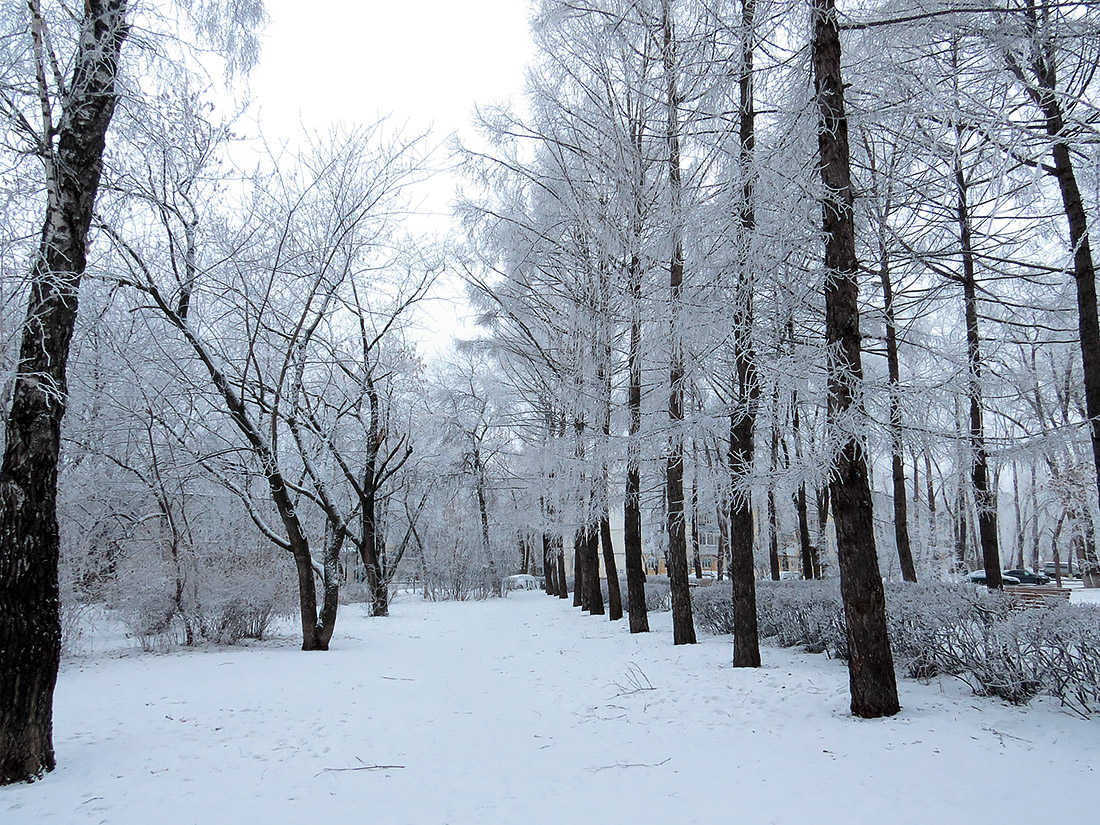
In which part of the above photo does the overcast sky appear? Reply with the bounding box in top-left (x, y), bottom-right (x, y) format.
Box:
top-left (240, 1), bottom-right (534, 350)
top-left (248, 1), bottom-right (533, 192)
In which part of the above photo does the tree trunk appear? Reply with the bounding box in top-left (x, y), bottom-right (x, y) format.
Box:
top-left (317, 527), bottom-right (345, 649)
top-left (767, 486), bottom-right (780, 580)
top-left (768, 415), bottom-right (781, 581)
top-left (1012, 462), bottom-right (1025, 570)
top-left (879, 246), bottom-right (917, 582)
top-left (573, 531), bottom-right (585, 608)
top-left (728, 0), bottom-right (761, 667)
top-left (691, 440), bottom-right (703, 579)
top-left (362, 484), bottom-right (389, 618)
top-left (816, 484), bottom-right (830, 574)
top-left (624, 256), bottom-right (649, 631)
top-left (1023, 38), bottom-right (1100, 532)
top-left (622, 75), bottom-right (650, 632)
top-left (0, 1), bottom-right (129, 785)
top-left (472, 442), bottom-right (498, 596)
top-left (624, 462), bottom-right (650, 630)
top-left (585, 523), bottom-right (604, 616)
top-left (358, 378), bottom-right (390, 616)
top-left (790, 392), bottom-right (816, 580)
top-left (955, 482), bottom-right (968, 570)
top-left (716, 503), bottom-right (728, 581)
top-left (556, 537), bottom-right (569, 600)
top-left (924, 448), bottom-right (937, 553)
top-left (956, 150), bottom-right (1002, 589)
top-left (600, 515), bottom-right (623, 620)
top-left (543, 532), bottom-right (558, 596)
top-left (812, 0), bottom-right (899, 718)
top-left (1029, 463), bottom-right (1040, 573)
top-left (662, 0), bottom-right (695, 645)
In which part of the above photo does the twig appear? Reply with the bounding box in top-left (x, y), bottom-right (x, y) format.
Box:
top-left (318, 757), bottom-right (406, 777)
top-left (591, 757), bottom-right (671, 772)
top-left (611, 662), bottom-right (657, 696)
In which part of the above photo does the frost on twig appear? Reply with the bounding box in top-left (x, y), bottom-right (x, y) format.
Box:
top-left (591, 757), bottom-right (671, 772)
top-left (612, 662), bottom-right (656, 696)
top-left (318, 757), bottom-right (406, 777)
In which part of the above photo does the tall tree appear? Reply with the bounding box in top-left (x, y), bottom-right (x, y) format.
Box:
top-left (661, 0), bottom-right (696, 645)
top-left (811, 0), bottom-right (900, 718)
top-left (1000, 0), bottom-right (1100, 549)
top-left (727, 0), bottom-right (762, 667)
top-left (860, 130), bottom-right (917, 582)
top-left (0, 0), bottom-right (129, 785)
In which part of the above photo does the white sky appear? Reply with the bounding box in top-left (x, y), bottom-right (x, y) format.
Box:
top-left (243, 0), bottom-right (536, 350)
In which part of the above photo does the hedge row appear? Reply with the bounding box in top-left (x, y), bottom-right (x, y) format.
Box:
top-left (691, 580), bottom-right (1100, 714)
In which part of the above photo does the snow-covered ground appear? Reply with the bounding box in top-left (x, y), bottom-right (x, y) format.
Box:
top-left (3, 591), bottom-right (1097, 825)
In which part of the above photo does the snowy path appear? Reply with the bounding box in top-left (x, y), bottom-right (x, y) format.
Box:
top-left (2, 591), bottom-right (1096, 824)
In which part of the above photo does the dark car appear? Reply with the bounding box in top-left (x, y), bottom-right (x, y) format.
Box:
top-left (967, 570), bottom-right (1021, 586)
top-left (1003, 568), bottom-right (1051, 585)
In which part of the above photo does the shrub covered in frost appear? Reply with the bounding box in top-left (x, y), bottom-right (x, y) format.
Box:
top-left (115, 587), bottom-right (180, 652)
top-left (692, 579), bottom-right (1100, 714)
top-left (102, 535), bottom-right (293, 650)
top-left (596, 576), bottom-right (671, 613)
top-left (194, 586), bottom-right (279, 645)
top-left (694, 580), bottom-right (847, 655)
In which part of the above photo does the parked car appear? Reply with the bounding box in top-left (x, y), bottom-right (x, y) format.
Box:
top-left (967, 570), bottom-right (1020, 586)
top-left (1003, 568), bottom-right (1051, 585)
top-left (1043, 561), bottom-right (1083, 579)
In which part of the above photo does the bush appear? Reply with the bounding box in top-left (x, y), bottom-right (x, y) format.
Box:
top-left (593, 576), bottom-right (671, 614)
top-left (60, 599), bottom-right (95, 656)
top-left (639, 577), bottom-right (672, 613)
top-left (691, 579), bottom-right (1100, 714)
top-left (116, 587), bottom-right (180, 652)
top-left (561, 576), bottom-right (672, 613)
top-left (694, 581), bottom-right (848, 655)
top-left (691, 584), bottom-right (736, 635)
top-left (194, 590), bottom-right (278, 645)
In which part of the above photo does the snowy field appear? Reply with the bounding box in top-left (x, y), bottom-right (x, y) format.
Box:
top-left (2, 590), bottom-right (1097, 825)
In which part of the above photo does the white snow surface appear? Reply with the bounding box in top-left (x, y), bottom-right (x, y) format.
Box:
top-left (3, 591), bottom-right (1096, 824)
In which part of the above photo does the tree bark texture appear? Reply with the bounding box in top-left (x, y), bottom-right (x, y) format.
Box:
top-left (662, 0), bottom-right (696, 645)
top-left (624, 259), bottom-right (650, 630)
top-left (584, 524), bottom-right (604, 616)
top-left (555, 537), bottom-right (569, 600)
top-left (1011, 11), bottom-right (1100, 539)
top-left (691, 446), bottom-right (703, 579)
top-left (790, 392), bottom-right (818, 579)
top-left (600, 515), bottom-right (623, 620)
top-left (812, 0), bottom-right (900, 718)
top-left (0, 1), bottom-right (129, 785)
top-left (955, 157), bottom-right (1001, 589)
top-left (472, 441), bottom-right (498, 597)
top-left (543, 532), bottom-right (559, 596)
top-left (728, 0), bottom-right (761, 666)
top-left (768, 417), bottom-right (781, 581)
top-left (573, 532), bottom-right (585, 608)
top-left (879, 251), bottom-right (917, 582)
